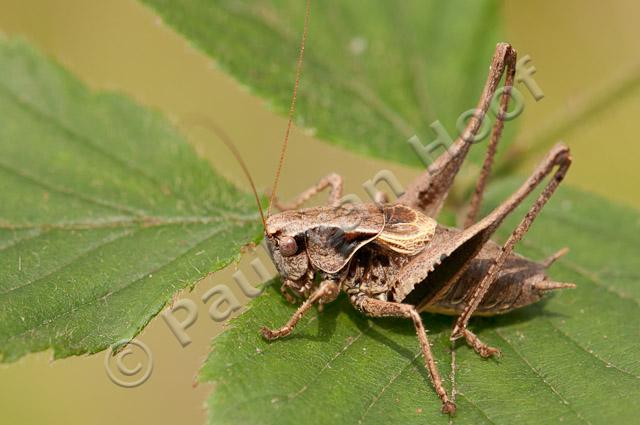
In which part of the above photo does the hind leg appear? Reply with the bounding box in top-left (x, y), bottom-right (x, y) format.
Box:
top-left (451, 144), bottom-right (572, 356)
top-left (398, 43), bottom-right (517, 218)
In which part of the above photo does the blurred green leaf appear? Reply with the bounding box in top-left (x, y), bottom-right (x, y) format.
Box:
top-left (0, 38), bottom-right (262, 362)
top-left (141, 0), bottom-right (505, 166)
top-left (201, 182), bottom-right (640, 424)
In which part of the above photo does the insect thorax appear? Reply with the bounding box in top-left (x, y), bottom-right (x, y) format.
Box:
top-left (342, 245), bottom-right (413, 301)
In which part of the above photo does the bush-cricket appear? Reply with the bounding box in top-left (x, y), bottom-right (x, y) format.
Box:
top-left (219, 0), bottom-right (575, 415)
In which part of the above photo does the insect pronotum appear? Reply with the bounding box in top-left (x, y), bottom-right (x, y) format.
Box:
top-left (221, 0), bottom-right (575, 415)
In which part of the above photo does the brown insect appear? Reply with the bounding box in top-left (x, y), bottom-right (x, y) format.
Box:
top-left (221, 0), bottom-right (575, 415)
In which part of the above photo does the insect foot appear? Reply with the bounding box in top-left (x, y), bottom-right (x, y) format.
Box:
top-left (261, 281), bottom-right (339, 341)
top-left (260, 325), bottom-right (288, 341)
top-left (452, 328), bottom-right (502, 359)
top-left (477, 345), bottom-right (502, 359)
top-left (442, 400), bottom-right (457, 415)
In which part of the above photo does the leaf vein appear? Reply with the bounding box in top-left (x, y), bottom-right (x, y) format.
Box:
top-left (0, 227), bottom-right (134, 296)
top-left (456, 393), bottom-right (497, 425)
top-left (0, 228), bottom-right (42, 253)
top-left (0, 82), bottom-right (198, 212)
top-left (493, 329), bottom-right (592, 424)
top-left (2, 222), bottom-right (230, 345)
top-left (287, 321), bottom-right (376, 401)
top-left (0, 158), bottom-right (145, 217)
top-left (357, 349), bottom-right (422, 425)
top-left (546, 319), bottom-right (639, 379)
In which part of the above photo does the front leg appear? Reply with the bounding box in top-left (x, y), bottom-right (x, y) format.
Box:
top-left (351, 295), bottom-right (456, 415)
top-left (261, 280), bottom-right (340, 340)
top-left (280, 280), bottom-right (299, 304)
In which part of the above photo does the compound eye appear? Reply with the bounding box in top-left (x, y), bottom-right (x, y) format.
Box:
top-left (279, 236), bottom-right (298, 257)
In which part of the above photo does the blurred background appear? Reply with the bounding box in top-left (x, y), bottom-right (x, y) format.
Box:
top-left (0, 1), bottom-right (638, 424)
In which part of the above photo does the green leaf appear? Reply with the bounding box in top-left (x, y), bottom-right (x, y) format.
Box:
top-left (140, 0), bottom-right (504, 167)
top-left (0, 37), bottom-right (262, 362)
top-left (201, 182), bottom-right (640, 424)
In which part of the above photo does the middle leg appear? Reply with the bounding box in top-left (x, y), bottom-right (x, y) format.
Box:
top-left (272, 173), bottom-right (343, 211)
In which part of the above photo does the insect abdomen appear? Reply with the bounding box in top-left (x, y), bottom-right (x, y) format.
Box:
top-left (420, 241), bottom-right (567, 316)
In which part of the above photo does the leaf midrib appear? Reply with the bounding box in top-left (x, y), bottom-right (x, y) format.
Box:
top-left (0, 213), bottom-right (257, 231)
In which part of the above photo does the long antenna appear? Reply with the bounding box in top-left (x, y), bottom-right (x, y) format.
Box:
top-left (212, 125), bottom-right (268, 230)
top-left (267, 0), bottom-right (312, 217)
top-left (186, 116), bottom-right (268, 231)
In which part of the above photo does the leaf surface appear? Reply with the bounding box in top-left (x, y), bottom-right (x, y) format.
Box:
top-left (201, 182), bottom-right (640, 424)
top-left (0, 38), bottom-right (262, 362)
top-left (141, 0), bottom-right (506, 166)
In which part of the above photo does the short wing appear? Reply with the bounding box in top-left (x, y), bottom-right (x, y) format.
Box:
top-left (391, 222), bottom-right (493, 304)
